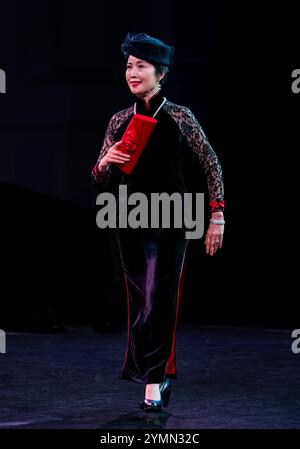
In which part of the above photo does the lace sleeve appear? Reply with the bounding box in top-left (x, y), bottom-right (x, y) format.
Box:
top-left (181, 107), bottom-right (224, 203)
top-left (91, 113), bottom-right (119, 186)
top-left (91, 106), bottom-right (134, 185)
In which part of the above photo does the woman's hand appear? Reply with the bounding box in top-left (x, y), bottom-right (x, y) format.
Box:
top-left (204, 211), bottom-right (225, 256)
top-left (98, 140), bottom-right (131, 171)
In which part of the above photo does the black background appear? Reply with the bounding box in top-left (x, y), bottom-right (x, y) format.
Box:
top-left (0, 0), bottom-right (298, 329)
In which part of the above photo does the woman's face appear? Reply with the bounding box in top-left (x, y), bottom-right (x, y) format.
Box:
top-left (125, 55), bottom-right (162, 95)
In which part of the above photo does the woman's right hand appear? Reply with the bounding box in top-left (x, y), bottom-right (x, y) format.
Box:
top-left (98, 140), bottom-right (131, 171)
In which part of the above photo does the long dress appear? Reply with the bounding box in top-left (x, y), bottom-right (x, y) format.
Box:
top-left (92, 89), bottom-right (224, 384)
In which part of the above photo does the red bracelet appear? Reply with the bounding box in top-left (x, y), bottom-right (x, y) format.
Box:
top-left (93, 164), bottom-right (99, 176)
top-left (210, 200), bottom-right (225, 212)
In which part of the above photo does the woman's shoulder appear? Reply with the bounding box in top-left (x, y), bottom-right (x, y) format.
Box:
top-left (107, 105), bottom-right (134, 129)
top-left (163, 99), bottom-right (196, 123)
top-left (111, 105), bottom-right (134, 120)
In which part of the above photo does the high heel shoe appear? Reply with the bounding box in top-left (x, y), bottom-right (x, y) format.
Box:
top-left (159, 377), bottom-right (172, 408)
top-left (139, 388), bottom-right (163, 412)
top-left (139, 378), bottom-right (172, 412)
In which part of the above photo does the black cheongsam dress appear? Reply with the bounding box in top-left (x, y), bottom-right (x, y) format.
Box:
top-left (91, 90), bottom-right (224, 385)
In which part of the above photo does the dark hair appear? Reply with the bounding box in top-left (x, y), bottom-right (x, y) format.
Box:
top-left (125, 55), bottom-right (169, 86)
top-left (154, 64), bottom-right (169, 86)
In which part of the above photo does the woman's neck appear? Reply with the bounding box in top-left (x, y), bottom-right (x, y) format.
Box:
top-left (136, 87), bottom-right (161, 108)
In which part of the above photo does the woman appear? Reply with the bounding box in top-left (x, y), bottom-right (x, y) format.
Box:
top-left (92, 32), bottom-right (225, 412)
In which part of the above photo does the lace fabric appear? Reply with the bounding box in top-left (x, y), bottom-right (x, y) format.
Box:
top-left (91, 106), bottom-right (134, 186)
top-left (163, 101), bottom-right (224, 203)
top-left (91, 100), bottom-right (224, 204)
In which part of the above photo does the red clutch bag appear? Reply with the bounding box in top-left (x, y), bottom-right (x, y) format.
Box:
top-left (114, 113), bottom-right (157, 174)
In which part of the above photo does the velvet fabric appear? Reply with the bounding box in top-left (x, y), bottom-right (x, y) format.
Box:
top-left (114, 90), bottom-right (189, 384)
top-left (92, 88), bottom-right (225, 384)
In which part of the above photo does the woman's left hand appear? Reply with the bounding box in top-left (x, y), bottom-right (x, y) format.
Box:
top-left (204, 212), bottom-right (225, 256)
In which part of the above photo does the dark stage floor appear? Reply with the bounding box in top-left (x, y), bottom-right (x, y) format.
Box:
top-left (0, 324), bottom-right (299, 429)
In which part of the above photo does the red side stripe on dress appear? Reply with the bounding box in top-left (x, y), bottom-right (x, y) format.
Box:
top-left (166, 242), bottom-right (189, 377)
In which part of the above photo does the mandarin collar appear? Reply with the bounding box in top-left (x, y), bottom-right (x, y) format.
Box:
top-left (134, 89), bottom-right (165, 116)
